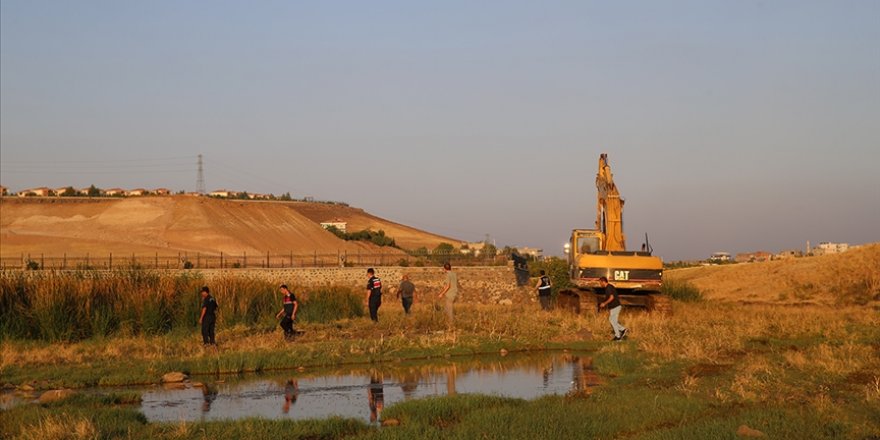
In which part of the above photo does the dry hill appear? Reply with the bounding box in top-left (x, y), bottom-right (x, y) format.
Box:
top-left (0, 196), bottom-right (458, 258)
top-left (666, 243), bottom-right (880, 306)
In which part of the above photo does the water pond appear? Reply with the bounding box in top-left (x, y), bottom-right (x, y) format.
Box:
top-left (142, 350), bottom-right (599, 423)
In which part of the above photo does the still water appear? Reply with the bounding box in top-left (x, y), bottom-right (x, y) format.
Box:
top-left (141, 351), bottom-right (599, 423)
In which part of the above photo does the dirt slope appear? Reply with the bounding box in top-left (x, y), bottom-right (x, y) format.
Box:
top-left (666, 243), bottom-right (880, 306)
top-left (0, 197), bottom-right (458, 257)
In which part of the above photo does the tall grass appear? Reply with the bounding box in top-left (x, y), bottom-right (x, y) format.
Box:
top-left (661, 278), bottom-right (704, 302)
top-left (0, 270), bottom-right (363, 342)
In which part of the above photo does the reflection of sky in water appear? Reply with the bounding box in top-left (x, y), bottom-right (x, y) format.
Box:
top-left (141, 352), bottom-right (598, 423)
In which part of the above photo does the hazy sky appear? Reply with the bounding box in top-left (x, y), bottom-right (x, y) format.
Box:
top-left (2, 1), bottom-right (878, 260)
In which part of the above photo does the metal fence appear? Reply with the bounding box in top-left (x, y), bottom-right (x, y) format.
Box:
top-left (0, 251), bottom-right (509, 270)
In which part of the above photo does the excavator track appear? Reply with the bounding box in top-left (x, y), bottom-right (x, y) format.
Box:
top-left (646, 293), bottom-right (672, 315)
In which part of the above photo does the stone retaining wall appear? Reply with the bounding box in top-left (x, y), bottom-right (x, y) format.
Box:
top-left (196, 266), bottom-right (534, 305)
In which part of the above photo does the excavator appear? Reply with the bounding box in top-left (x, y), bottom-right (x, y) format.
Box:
top-left (559, 153), bottom-right (670, 314)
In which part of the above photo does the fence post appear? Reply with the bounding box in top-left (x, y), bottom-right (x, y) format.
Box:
top-left (41, 253), bottom-right (44, 270)
top-left (155, 253), bottom-right (158, 269)
top-left (313, 250), bottom-right (317, 267)
top-left (197, 253), bottom-right (201, 269)
top-left (108, 252), bottom-right (112, 270)
top-left (63, 253), bottom-right (67, 270)
top-left (266, 250), bottom-right (269, 268)
top-left (244, 252), bottom-right (247, 269)
top-left (220, 252), bottom-right (224, 269)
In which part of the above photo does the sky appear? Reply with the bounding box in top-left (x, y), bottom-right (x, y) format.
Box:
top-left (1, 1), bottom-right (878, 260)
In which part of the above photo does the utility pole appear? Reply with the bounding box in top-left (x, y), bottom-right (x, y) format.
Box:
top-left (196, 154), bottom-right (206, 195)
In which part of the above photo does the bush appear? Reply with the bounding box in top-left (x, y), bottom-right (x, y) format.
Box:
top-left (662, 279), bottom-right (704, 302)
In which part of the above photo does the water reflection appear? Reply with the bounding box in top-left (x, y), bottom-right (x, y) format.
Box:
top-left (368, 373), bottom-right (384, 423)
top-left (282, 379), bottom-right (298, 415)
top-left (141, 351), bottom-right (598, 423)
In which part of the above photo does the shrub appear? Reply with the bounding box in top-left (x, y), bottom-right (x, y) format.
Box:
top-left (662, 279), bottom-right (704, 302)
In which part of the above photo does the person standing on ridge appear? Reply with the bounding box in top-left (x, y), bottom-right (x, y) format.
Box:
top-left (275, 284), bottom-right (299, 340)
top-left (198, 286), bottom-right (218, 346)
top-left (366, 268), bottom-right (383, 322)
top-left (535, 270), bottom-right (552, 310)
top-left (598, 276), bottom-right (628, 341)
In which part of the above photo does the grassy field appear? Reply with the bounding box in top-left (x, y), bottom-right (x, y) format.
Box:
top-left (3, 301), bottom-right (879, 438)
top-left (2, 266), bottom-right (879, 439)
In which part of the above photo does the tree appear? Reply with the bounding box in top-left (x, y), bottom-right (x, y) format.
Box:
top-left (279, 192), bottom-right (293, 201)
top-left (87, 185), bottom-right (101, 197)
top-left (60, 187), bottom-right (77, 197)
top-left (434, 242), bottom-right (456, 255)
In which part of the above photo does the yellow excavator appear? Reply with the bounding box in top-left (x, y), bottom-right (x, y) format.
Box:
top-left (560, 153), bottom-right (670, 314)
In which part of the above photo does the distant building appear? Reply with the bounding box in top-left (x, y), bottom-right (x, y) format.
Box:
top-left (320, 219), bottom-right (347, 233)
top-left (153, 188), bottom-right (171, 196)
top-left (773, 249), bottom-right (802, 260)
top-left (126, 188), bottom-right (148, 196)
top-left (709, 252), bottom-right (731, 262)
top-left (516, 246), bottom-right (544, 259)
top-left (19, 187), bottom-right (51, 197)
top-left (104, 188), bottom-right (125, 196)
top-left (210, 189), bottom-right (236, 198)
top-left (0, 185), bottom-right (8, 196)
top-left (461, 242), bottom-right (487, 256)
top-left (735, 251), bottom-right (771, 263)
top-left (814, 242), bottom-right (849, 255)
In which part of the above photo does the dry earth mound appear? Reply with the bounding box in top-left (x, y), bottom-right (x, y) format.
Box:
top-left (666, 243), bottom-right (880, 306)
top-left (0, 196), bottom-right (457, 257)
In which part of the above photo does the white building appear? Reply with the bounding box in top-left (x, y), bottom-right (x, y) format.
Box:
top-left (320, 219), bottom-right (347, 233)
top-left (814, 242), bottom-right (849, 255)
top-left (709, 252), bottom-right (731, 262)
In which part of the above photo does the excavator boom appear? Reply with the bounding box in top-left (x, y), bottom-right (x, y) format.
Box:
top-left (596, 153), bottom-right (626, 251)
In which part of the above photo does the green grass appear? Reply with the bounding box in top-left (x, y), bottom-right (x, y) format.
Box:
top-left (661, 278), bottom-right (704, 302)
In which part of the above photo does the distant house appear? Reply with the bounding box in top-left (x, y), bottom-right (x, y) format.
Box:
top-left (774, 250), bottom-right (802, 260)
top-left (516, 247), bottom-right (543, 259)
top-left (814, 242), bottom-right (849, 255)
top-left (0, 185), bottom-right (7, 196)
top-left (248, 193), bottom-right (270, 200)
top-left (78, 187), bottom-right (95, 196)
top-left (210, 189), bottom-right (236, 198)
top-left (709, 252), bottom-right (732, 262)
top-left (19, 187), bottom-right (51, 197)
top-left (320, 219), bottom-right (347, 233)
top-left (126, 188), bottom-right (148, 196)
top-left (735, 251), bottom-right (771, 263)
top-left (104, 188), bottom-right (125, 196)
top-left (461, 242), bottom-right (486, 256)
top-left (153, 188), bottom-right (171, 196)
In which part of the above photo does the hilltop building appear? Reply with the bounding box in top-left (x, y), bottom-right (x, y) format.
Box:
top-left (320, 219), bottom-right (347, 233)
top-left (0, 185), bottom-right (8, 196)
top-left (813, 242), bottom-right (849, 255)
top-left (709, 252), bottom-right (731, 262)
top-left (736, 251), bottom-right (771, 263)
top-left (18, 187), bottom-right (51, 197)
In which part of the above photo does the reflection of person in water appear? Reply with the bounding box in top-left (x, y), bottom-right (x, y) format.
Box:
top-left (400, 373), bottom-right (418, 400)
top-left (201, 384), bottom-right (218, 413)
top-left (445, 365), bottom-right (457, 396)
top-left (282, 379), bottom-right (299, 415)
top-left (543, 366), bottom-right (553, 389)
top-left (368, 373), bottom-right (384, 423)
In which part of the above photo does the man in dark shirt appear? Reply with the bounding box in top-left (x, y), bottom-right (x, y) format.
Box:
top-left (365, 268), bottom-right (382, 322)
top-left (397, 274), bottom-right (416, 315)
top-left (535, 270), bottom-right (552, 311)
top-left (199, 286), bottom-right (218, 346)
top-left (275, 284), bottom-right (299, 340)
top-left (598, 277), bottom-right (628, 341)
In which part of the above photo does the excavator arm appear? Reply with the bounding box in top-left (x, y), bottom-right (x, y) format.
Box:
top-left (596, 153), bottom-right (626, 251)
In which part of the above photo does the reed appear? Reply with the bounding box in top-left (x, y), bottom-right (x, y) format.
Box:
top-left (0, 270), bottom-right (363, 342)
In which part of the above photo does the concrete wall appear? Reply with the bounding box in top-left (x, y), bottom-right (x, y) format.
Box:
top-left (196, 266), bottom-right (534, 305)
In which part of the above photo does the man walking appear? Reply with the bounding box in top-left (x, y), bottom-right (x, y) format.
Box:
top-left (365, 268), bottom-right (382, 322)
top-left (598, 277), bottom-right (628, 341)
top-left (397, 274), bottom-right (416, 315)
top-left (436, 263), bottom-right (459, 326)
top-left (535, 270), bottom-right (552, 311)
top-left (198, 286), bottom-right (218, 346)
top-left (275, 284), bottom-right (298, 340)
